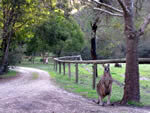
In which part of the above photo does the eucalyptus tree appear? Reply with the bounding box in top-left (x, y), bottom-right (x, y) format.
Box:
top-left (0, 0), bottom-right (28, 73)
top-left (0, 0), bottom-right (45, 73)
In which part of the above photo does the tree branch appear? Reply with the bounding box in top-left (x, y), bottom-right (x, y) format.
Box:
top-left (14, 20), bottom-right (29, 32)
top-left (91, 0), bottom-right (123, 14)
top-left (94, 8), bottom-right (123, 17)
top-left (138, 14), bottom-right (150, 36)
top-left (117, 0), bottom-right (129, 14)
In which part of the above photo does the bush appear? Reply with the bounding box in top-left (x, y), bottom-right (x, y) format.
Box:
top-left (80, 46), bottom-right (91, 60)
top-left (8, 46), bottom-right (24, 65)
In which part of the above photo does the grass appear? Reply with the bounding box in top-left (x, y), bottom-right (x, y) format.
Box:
top-left (127, 101), bottom-right (144, 107)
top-left (19, 58), bottom-right (150, 106)
top-left (32, 72), bottom-right (39, 80)
top-left (0, 70), bottom-right (17, 79)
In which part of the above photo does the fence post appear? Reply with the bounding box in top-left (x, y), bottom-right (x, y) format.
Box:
top-left (56, 61), bottom-right (58, 72)
top-left (93, 64), bottom-right (97, 89)
top-left (63, 62), bottom-right (65, 75)
top-left (68, 63), bottom-right (71, 79)
top-left (59, 62), bottom-right (61, 74)
top-left (75, 63), bottom-right (79, 83)
top-left (53, 60), bottom-right (56, 70)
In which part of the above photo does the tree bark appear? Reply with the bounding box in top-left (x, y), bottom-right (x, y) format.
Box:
top-left (91, 37), bottom-right (98, 77)
top-left (91, 18), bottom-right (99, 77)
top-left (91, 38), bottom-right (97, 60)
top-left (121, 0), bottom-right (140, 104)
top-left (0, 31), bottom-right (12, 74)
top-left (0, 4), bottom-right (17, 74)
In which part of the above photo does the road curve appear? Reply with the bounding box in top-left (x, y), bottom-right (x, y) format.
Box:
top-left (0, 67), bottom-right (149, 113)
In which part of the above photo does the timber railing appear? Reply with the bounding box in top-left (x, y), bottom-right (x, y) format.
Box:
top-left (53, 56), bottom-right (150, 89)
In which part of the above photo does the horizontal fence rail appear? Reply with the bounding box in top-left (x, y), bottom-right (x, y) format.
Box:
top-left (57, 55), bottom-right (82, 60)
top-left (54, 58), bottom-right (150, 64)
top-left (53, 56), bottom-right (150, 89)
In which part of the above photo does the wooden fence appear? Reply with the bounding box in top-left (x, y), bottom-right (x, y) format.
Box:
top-left (53, 56), bottom-right (150, 89)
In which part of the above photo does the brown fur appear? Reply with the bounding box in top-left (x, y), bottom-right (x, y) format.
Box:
top-left (97, 75), bottom-right (113, 98)
top-left (96, 64), bottom-right (113, 105)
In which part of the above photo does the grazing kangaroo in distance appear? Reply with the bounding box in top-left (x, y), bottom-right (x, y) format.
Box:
top-left (96, 64), bottom-right (113, 106)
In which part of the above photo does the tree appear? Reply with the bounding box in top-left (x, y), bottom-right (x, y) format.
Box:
top-left (0, 0), bottom-right (31, 73)
top-left (0, 0), bottom-right (44, 73)
top-left (28, 12), bottom-right (84, 57)
top-left (90, 18), bottom-right (100, 77)
top-left (88, 0), bottom-right (150, 104)
top-left (90, 18), bottom-right (99, 61)
top-left (0, 0), bottom-right (52, 72)
top-left (24, 0), bottom-right (84, 61)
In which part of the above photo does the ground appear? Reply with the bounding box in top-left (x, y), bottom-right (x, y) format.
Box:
top-left (0, 67), bottom-right (149, 113)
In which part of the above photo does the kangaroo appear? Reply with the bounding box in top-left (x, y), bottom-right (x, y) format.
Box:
top-left (96, 64), bottom-right (113, 106)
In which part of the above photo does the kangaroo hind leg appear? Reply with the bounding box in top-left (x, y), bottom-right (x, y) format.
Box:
top-left (107, 94), bottom-right (111, 105)
top-left (98, 96), bottom-right (103, 106)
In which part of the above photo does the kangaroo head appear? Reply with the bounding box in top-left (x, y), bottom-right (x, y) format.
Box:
top-left (102, 64), bottom-right (110, 74)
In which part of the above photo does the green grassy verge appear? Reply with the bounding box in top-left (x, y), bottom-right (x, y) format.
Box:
top-left (19, 57), bottom-right (150, 106)
top-left (0, 70), bottom-right (17, 79)
top-left (32, 72), bottom-right (39, 80)
top-left (19, 62), bottom-right (150, 106)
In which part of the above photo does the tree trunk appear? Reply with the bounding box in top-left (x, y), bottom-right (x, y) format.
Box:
top-left (0, 31), bottom-right (12, 74)
top-left (91, 37), bottom-right (98, 77)
top-left (0, 4), bottom-right (16, 74)
top-left (121, 34), bottom-right (140, 104)
top-left (32, 53), bottom-right (35, 64)
top-left (121, 0), bottom-right (140, 104)
top-left (91, 18), bottom-right (99, 77)
top-left (91, 38), bottom-right (97, 60)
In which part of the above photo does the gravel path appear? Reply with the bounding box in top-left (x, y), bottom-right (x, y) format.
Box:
top-left (0, 67), bottom-right (149, 113)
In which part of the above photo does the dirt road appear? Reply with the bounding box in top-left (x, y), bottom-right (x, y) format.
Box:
top-left (0, 67), bottom-right (149, 113)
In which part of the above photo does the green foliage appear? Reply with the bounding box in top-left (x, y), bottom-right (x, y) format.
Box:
top-left (26, 37), bottom-right (39, 56)
top-left (127, 101), bottom-right (144, 107)
top-left (8, 46), bottom-right (25, 65)
top-left (73, 5), bottom-right (150, 59)
top-left (138, 39), bottom-right (150, 58)
top-left (72, 7), bottom-right (126, 59)
top-left (80, 46), bottom-right (91, 60)
top-left (32, 72), bottom-right (39, 80)
top-left (28, 13), bottom-right (84, 56)
top-left (0, 0), bottom-right (85, 66)
top-left (0, 70), bottom-right (17, 78)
